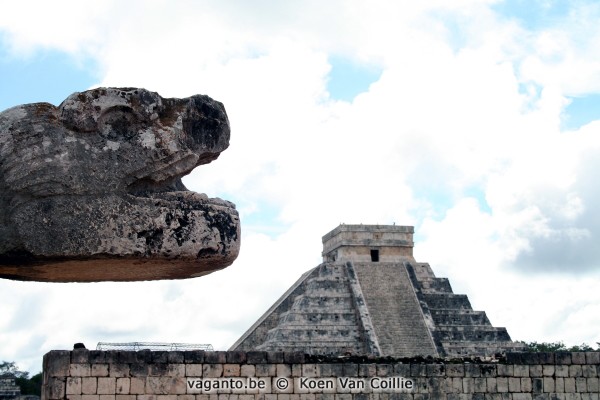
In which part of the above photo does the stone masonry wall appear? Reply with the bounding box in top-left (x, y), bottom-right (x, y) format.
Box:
top-left (43, 350), bottom-right (600, 400)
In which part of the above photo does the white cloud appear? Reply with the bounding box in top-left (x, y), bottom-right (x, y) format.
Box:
top-left (0, 0), bottom-right (114, 58)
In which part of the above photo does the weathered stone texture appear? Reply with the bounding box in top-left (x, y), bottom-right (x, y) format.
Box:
top-left (231, 225), bottom-right (524, 358)
top-left (0, 87), bottom-right (239, 282)
top-left (353, 262), bottom-right (437, 357)
top-left (42, 350), bottom-right (600, 400)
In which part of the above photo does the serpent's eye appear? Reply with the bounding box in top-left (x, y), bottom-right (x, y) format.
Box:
top-left (98, 106), bottom-right (138, 140)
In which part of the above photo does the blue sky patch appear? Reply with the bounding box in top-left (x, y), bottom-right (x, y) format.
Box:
top-left (238, 201), bottom-right (288, 238)
top-left (0, 46), bottom-right (98, 111)
top-left (411, 184), bottom-right (492, 221)
top-left (327, 56), bottom-right (382, 102)
top-left (464, 185), bottom-right (492, 214)
top-left (562, 94), bottom-right (600, 130)
top-left (492, 0), bottom-right (571, 30)
top-left (409, 181), bottom-right (456, 223)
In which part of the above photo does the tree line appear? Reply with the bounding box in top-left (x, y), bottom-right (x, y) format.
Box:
top-left (0, 361), bottom-right (42, 397)
top-left (519, 341), bottom-right (600, 352)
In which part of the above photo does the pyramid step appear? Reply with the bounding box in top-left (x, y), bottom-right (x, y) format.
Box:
top-left (292, 294), bottom-right (353, 312)
top-left (422, 293), bottom-right (472, 310)
top-left (435, 326), bottom-right (512, 341)
top-left (411, 262), bottom-right (436, 280)
top-left (299, 287), bottom-right (351, 297)
top-left (315, 264), bottom-right (348, 277)
top-left (278, 311), bottom-right (359, 325)
top-left (257, 342), bottom-right (364, 354)
top-left (303, 277), bottom-right (348, 291)
top-left (418, 277), bottom-right (453, 293)
top-left (441, 340), bottom-right (527, 357)
top-left (430, 309), bottom-right (491, 325)
top-left (263, 326), bottom-right (362, 342)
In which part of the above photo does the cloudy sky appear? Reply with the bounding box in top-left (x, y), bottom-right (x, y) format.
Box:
top-left (2, 0), bottom-right (600, 373)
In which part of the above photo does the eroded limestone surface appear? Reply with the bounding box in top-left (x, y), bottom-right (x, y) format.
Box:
top-left (0, 87), bottom-right (240, 282)
top-left (231, 225), bottom-right (525, 358)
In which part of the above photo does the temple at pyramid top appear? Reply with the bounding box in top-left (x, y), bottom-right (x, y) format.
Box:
top-left (322, 224), bottom-right (414, 263)
top-left (231, 224), bottom-right (524, 357)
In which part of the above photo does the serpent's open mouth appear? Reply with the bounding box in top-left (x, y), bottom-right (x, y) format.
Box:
top-left (124, 147), bottom-right (236, 209)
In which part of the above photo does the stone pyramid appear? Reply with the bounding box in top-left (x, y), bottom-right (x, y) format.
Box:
top-left (230, 224), bottom-right (524, 357)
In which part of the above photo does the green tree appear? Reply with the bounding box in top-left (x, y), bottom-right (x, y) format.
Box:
top-left (0, 361), bottom-right (27, 377)
top-left (567, 343), bottom-right (595, 352)
top-left (16, 373), bottom-right (42, 396)
top-left (0, 361), bottom-right (41, 396)
top-left (521, 341), bottom-right (599, 352)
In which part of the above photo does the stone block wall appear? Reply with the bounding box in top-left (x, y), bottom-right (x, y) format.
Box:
top-left (43, 350), bottom-right (600, 400)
